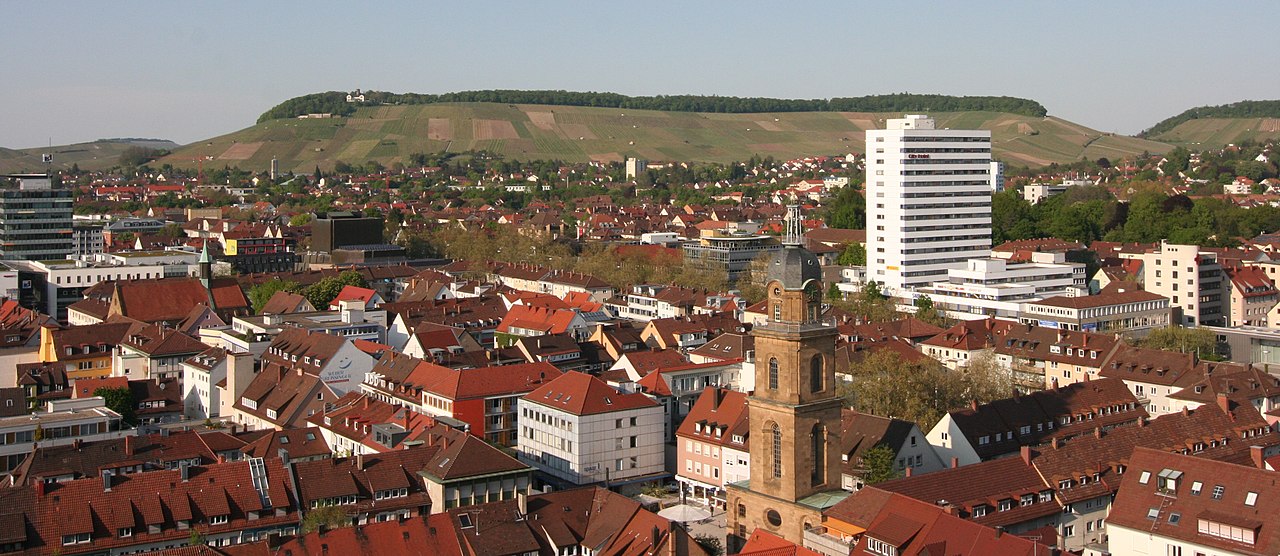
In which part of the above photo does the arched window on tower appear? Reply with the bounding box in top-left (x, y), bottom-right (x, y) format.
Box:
top-left (771, 423), bottom-right (782, 478)
top-left (811, 424), bottom-right (826, 486)
top-left (810, 354), bottom-right (824, 393)
top-left (768, 358), bottom-right (779, 390)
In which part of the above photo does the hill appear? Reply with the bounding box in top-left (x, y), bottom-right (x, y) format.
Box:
top-left (156, 102), bottom-right (1168, 172)
top-left (0, 139), bottom-right (179, 174)
top-left (257, 90), bottom-right (1051, 122)
top-left (1143, 100), bottom-right (1280, 147)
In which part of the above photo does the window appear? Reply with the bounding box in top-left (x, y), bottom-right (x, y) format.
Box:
top-left (62, 533), bottom-right (91, 545)
top-left (809, 355), bottom-right (824, 393)
top-left (211, 514), bottom-right (228, 525)
top-left (771, 423), bottom-right (782, 478)
top-left (1166, 545), bottom-right (1181, 556)
top-left (1139, 471), bottom-right (1151, 484)
top-left (866, 537), bottom-right (896, 556)
top-left (1211, 485), bottom-right (1225, 500)
top-left (768, 358), bottom-right (779, 390)
top-left (1246, 491), bottom-right (1258, 506)
top-left (1063, 525), bottom-right (1074, 537)
top-left (1190, 481), bottom-right (1202, 495)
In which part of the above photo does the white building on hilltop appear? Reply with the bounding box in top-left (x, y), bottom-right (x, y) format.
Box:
top-left (865, 115), bottom-right (993, 296)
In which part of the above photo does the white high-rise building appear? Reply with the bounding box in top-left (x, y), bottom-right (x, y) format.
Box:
top-left (865, 115), bottom-right (993, 295)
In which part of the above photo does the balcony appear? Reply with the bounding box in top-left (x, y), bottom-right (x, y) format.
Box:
top-left (803, 526), bottom-right (856, 556)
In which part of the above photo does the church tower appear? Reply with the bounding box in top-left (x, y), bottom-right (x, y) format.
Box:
top-left (727, 205), bottom-right (846, 550)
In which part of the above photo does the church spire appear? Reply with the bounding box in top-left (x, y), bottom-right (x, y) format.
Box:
top-left (198, 241), bottom-right (212, 289)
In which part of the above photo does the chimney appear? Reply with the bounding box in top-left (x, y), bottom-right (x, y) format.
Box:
top-left (950, 457), bottom-right (959, 469)
top-left (969, 399), bottom-right (978, 411)
top-left (125, 435), bottom-right (133, 456)
top-left (1051, 437), bottom-right (1060, 449)
top-left (1137, 416), bottom-right (1146, 428)
top-left (73, 438), bottom-right (82, 451)
top-left (994, 526), bottom-right (1004, 538)
top-left (102, 469), bottom-right (113, 492)
top-left (1216, 392), bottom-right (1231, 414)
top-left (517, 491), bottom-right (528, 517)
top-left (356, 452), bottom-right (365, 470)
top-left (651, 525), bottom-right (660, 548)
top-left (278, 448), bottom-right (290, 466)
top-left (1181, 405), bottom-right (1190, 416)
top-left (179, 461), bottom-right (190, 482)
top-left (1020, 445), bottom-right (1032, 466)
top-left (1093, 427), bottom-right (1102, 439)
top-left (1251, 445), bottom-right (1266, 469)
top-left (905, 467), bottom-right (913, 478)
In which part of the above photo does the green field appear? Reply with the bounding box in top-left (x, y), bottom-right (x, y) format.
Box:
top-left (1148, 117), bottom-right (1280, 148)
top-left (144, 103), bottom-right (1171, 173)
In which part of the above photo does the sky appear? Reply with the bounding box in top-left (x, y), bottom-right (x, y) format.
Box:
top-left (4, 1), bottom-right (1279, 149)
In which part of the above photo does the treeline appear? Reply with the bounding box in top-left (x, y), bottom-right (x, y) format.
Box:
top-left (993, 182), bottom-right (1280, 248)
top-left (257, 92), bottom-right (357, 123)
top-left (1143, 100), bottom-right (1280, 137)
top-left (258, 90), bottom-right (1048, 121)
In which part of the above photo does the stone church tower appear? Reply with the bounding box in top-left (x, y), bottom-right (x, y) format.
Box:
top-left (726, 206), bottom-right (847, 551)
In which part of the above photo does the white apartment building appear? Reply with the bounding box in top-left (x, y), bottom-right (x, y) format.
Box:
top-left (517, 372), bottom-right (665, 488)
top-left (915, 252), bottom-right (1087, 320)
top-left (1138, 241), bottom-right (1227, 326)
top-left (866, 115), bottom-right (993, 295)
top-left (181, 348), bottom-right (253, 420)
top-left (989, 161), bottom-right (1005, 192)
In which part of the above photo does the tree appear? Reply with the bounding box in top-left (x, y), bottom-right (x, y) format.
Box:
top-left (838, 350), bottom-right (1013, 430)
top-left (187, 528), bottom-right (206, 547)
top-left (913, 295), bottom-right (949, 327)
top-left (837, 243), bottom-right (866, 266)
top-left (94, 386), bottom-right (137, 426)
top-left (861, 280), bottom-right (884, 301)
top-left (289, 213), bottom-right (314, 227)
top-left (303, 277), bottom-right (346, 310)
top-left (158, 223), bottom-right (185, 238)
top-left (860, 444), bottom-right (900, 485)
top-left (1138, 326), bottom-right (1223, 361)
top-left (825, 186), bottom-right (866, 230)
top-left (248, 280), bottom-right (301, 314)
top-left (694, 535), bottom-right (725, 556)
top-left (301, 506), bottom-right (351, 533)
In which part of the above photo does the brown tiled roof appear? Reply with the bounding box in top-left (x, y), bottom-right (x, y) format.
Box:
top-left (1109, 447), bottom-right (1280, 555)
top-left (920, 318), bottom-right (1015, 351)
top-left (1031, 288), bottom-right (1165, 309)
top-left (677, 387), bottom-right (749, 451)
top-left (47, 321), bottom-right (136, 361)
top-left (825, 490), bottom-right (1054, 556)
top-left (236, 513), bottom-right (461, 556)
top-left (946, 377), bottom-right (1146, 460)
top-left (25, 458), bottom-right (296, 555)
top-left (292, 446), bottom-right (437, 513)
top-left (260, 290), bottom-right (312, 314)
top-left (841, 410), bottom-right (917, 477)
top-left (1099, 344), bottom-right (1201, 387)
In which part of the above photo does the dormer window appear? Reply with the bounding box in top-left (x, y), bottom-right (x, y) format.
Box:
top-left (866, 537), bottom-right (898, 556)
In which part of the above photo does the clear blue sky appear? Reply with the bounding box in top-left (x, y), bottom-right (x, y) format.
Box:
top-left (5, 1), bottom-right (1278, 148)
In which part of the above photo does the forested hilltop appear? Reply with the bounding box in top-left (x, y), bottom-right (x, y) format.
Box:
top-left (258, 90), bottom-right (1048, 122)
top-left (1143, 100), bottom-right (1280, 137)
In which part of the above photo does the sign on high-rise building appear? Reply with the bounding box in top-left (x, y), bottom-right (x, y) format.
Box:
top-left (865, 115), bottom-right (993, 295)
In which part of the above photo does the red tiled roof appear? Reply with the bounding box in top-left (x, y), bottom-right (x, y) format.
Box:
top-left (523, 371), bottom-right (657, 416)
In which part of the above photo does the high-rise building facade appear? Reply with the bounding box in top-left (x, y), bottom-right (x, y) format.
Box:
top-left (0, 174), bottom-right (73, 261)
top-left (865, 115), bottom-right (993, 295)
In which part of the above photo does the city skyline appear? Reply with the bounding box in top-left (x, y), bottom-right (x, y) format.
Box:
top-left (5, 1), bottom-right (1279, 148)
